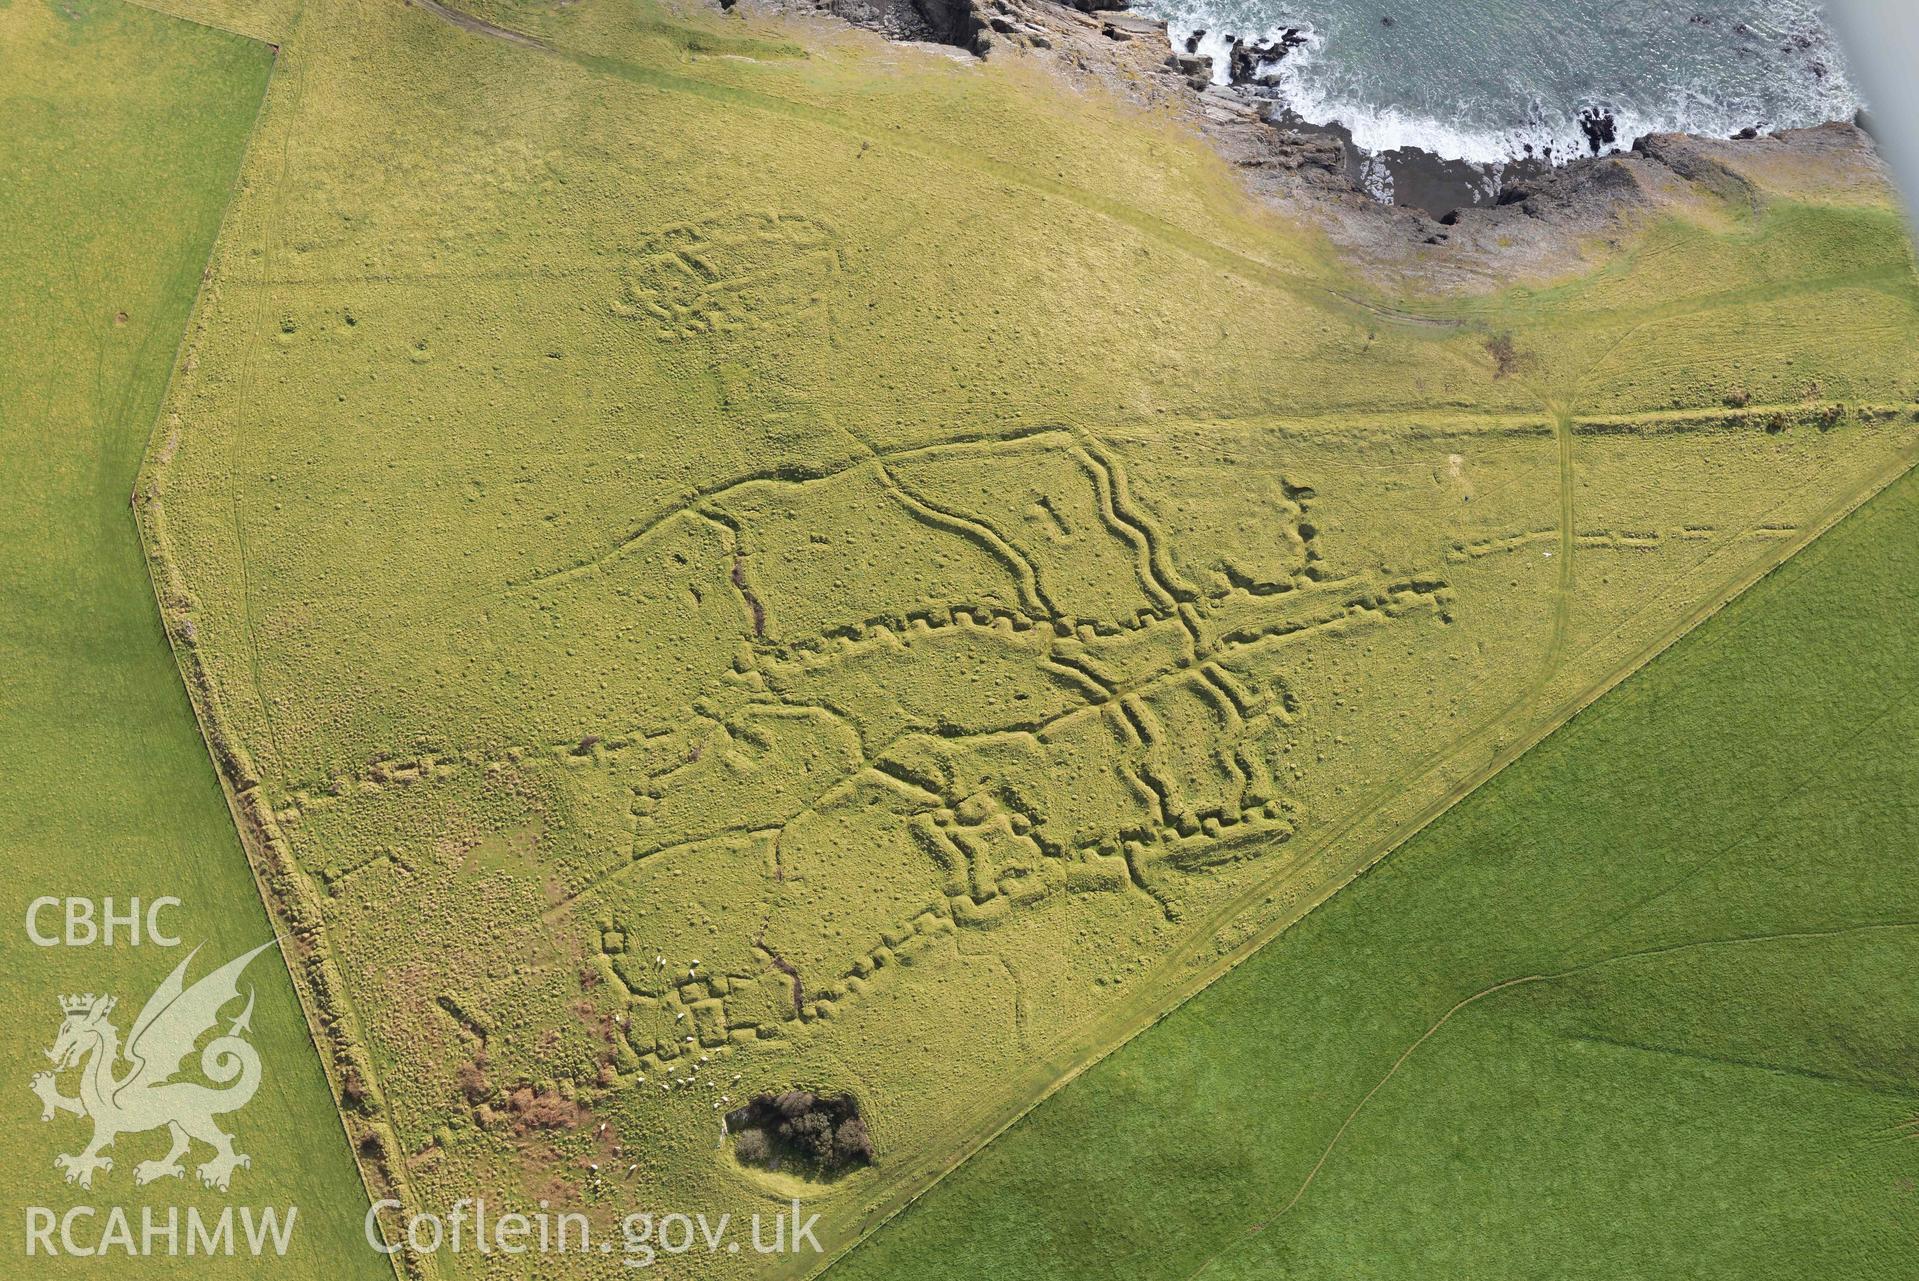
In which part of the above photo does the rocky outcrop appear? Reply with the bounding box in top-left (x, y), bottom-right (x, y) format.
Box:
top-left (912, 0), bottom-right (993, 54)
top-left (730, 0), bottom-right (1890, 294)
top-left (1577, 107), bottom-right (1618, 155)
top-left (1224, 28), bottom-right (1306, 86)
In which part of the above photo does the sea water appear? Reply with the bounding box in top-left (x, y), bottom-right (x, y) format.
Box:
top-left (1134, 0), bottom-right (1859, 169)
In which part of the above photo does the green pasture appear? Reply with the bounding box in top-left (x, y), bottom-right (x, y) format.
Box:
top-left (112, 0), bottom-right (1919, 1275)
top-left (833, 461), bottom-right (1919, 1280)
top-left (0, 2), bottom-right (380, 1275)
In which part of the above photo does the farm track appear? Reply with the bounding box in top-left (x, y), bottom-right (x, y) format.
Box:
top-left (158, 142), bottom-right (1919, 1270)
top-left (4, 7), bottom-right (416, 1273)
top-left (803, 424), bottom-right (1919, 1280)
top-left (124, 0), bottom-right (1919, 1272)
top-left (408, 0), bottom-right (1919, 367)
top-left (410, 0), bottom-right (544, 46)
top-left (1179, 914), bottom-right (1919, 1280)
top-left (133, 8), bottom-right (424, 1275)
top-left (400, 0), bottom-right (1464, 338)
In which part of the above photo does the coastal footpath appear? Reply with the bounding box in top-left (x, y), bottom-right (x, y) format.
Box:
top-left (743, 0), bottom-right (1894, 292)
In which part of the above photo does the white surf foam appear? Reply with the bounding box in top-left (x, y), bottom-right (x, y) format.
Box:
top-left (1155, 4), bottom-right (1861, 168)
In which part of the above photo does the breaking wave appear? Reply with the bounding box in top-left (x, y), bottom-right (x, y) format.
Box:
top-left (1139, 0), bottom-right (1860, 166)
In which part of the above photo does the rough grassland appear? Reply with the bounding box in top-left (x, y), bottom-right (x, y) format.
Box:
top-left (0, 2), bottom-right (380, 1275)
top-left (832, 467), bottom-right (1919, 1279)
top-left (131, 0), bottom-right (1919, 1275)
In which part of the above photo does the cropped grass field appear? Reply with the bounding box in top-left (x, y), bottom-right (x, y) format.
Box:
top-left (831, 463), bottom-right (1919, 1281)
top-left (0, 1), bottom-right (381, 1274)
top-left (118, 0), bottom-right (1919, 1275)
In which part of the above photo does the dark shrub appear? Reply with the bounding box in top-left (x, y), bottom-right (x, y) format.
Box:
top-left (728, 1091), bottom-right (872, 1178)
top-left (834, 1115), bottom-right (873, 1166)
top-left (732, 1127), bottom-right (769, 1165)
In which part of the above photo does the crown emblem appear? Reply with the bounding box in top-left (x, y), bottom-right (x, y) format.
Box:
top-left (36, 941), bottom-right (273, 1193)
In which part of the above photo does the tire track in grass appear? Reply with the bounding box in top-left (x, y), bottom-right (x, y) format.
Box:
top-left (1183, 915), bottom-right (1919, 1281)
top-left (401, 0), bottom-right (1425, 331)
top-left (224, 2), bottom-right (310, 781)
top-left (814, 370), bottom-right (1914, 1279)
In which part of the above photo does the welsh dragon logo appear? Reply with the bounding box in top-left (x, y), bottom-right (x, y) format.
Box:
top-left (30, 942), bottom-right (273, 1192)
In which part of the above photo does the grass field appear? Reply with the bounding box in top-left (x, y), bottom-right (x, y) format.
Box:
top-left (119, 0), bottom-right (1919, 1275)
top-left (0, 2), bottom-right (382, 1274)
top-left (830, 463), bottom-right (1919, 1279)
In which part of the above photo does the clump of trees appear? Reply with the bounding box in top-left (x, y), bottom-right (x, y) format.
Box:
top-left (727, 1091), bottom-right (872, 1178)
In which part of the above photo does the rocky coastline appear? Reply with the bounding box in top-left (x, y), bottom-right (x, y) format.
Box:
top-left (739, 0), bottom-right (1892, 291)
